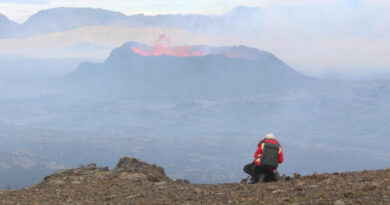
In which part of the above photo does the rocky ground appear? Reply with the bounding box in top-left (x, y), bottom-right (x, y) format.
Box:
top-left (0, 157), bottom-right (389, 205)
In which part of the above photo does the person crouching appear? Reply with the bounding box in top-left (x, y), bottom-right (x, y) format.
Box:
top-left (243, 133), bottom-right (284, 184)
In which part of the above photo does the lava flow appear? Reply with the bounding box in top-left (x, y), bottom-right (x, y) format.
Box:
top-left (131, 34), bottom-right (204, 57)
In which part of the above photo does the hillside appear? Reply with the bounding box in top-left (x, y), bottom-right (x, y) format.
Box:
top-left (20, 7), bottom-right (128, 37)
top-left (0, 156), bottom-right (388, 204)
top-left (0, 13), bottom-right (16, 27)
top-left (0, 13), bottom-right (19, 38)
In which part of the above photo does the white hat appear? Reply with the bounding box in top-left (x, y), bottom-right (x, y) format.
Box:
top-left (264, 133), bottom-right (275, 139)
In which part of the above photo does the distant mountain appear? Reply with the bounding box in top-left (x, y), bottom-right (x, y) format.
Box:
top-left (0, 13), bottom-right (14, 25)
top-left (1, 6), bottom-right (260, 38)
top-left (70, 42), bottom-right (305, 100)
top-left (18, 7), bottom-right (211, 37)
top-left (20, 7), bottom-right (128, 37)
top-left (0, 13), bottom-right (19, 38)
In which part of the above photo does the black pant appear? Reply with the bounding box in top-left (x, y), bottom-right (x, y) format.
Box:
top-left (243, 162), bottom-right (275, 182)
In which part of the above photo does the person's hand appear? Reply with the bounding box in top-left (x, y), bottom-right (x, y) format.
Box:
top-left (258, 140), bottom-right (264, 147)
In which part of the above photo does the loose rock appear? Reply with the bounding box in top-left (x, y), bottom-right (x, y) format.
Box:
top-left (48, 179), bottom-right (65, 185)
top-left (193, 187), bottom-right (202, 194)
top-left (266, 185), bottom-right (277, 191)
top-left (334, 200), bottom-right (345, 205)
top-left (294, 173), bottom-right (301, 179)
top-left (230, 191), bottom-right (238, 198)
top-left (362, 182), bottom-right (378, 192)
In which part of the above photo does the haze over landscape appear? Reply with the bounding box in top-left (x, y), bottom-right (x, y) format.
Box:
top-left (0, 0), bottom-right (389, 191)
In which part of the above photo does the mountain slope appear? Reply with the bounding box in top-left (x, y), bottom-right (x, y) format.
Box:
top-left (0, 13), bottom-right (19, 38)
top-left (1, 157), bottom-right (389, 204)
top-left (20, 7), bottom-right (128, 37)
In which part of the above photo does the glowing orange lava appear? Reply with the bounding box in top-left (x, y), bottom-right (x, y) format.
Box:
top-left (131, 34), bottom-right (204, 57)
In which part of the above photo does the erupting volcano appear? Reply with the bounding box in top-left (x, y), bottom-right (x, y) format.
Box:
top-left (131, 34), bottom-right (204, 57)
top-left (75, 40), bottom-right (305, 100)
top-left (128, 36), bottom-right (275, 60)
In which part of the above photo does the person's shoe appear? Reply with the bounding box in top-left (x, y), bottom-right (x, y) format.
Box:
top-left (247, 177), bottom-right (259, 184)
top-left (241, 177), bottom-right (250, 184)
